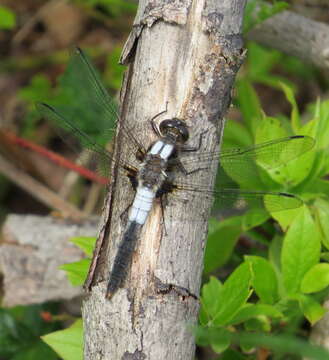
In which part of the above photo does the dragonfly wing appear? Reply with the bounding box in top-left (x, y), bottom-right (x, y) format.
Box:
top-left (171, 181), bottom-right (303, 213)
top-left (69, 48), bottom-right (146, 157)
top-left (178, 135), bottom-right (315, 170)
top-left (36, 102), bottom-right (137, 180)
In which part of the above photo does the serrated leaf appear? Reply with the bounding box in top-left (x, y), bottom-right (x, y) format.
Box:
top-left (245, 256), bottom-right (279, 304)
top-left (281, 207), bottom-right (321, 295)
top-left (42, 319), bottom-right (83, 360)
top-left (301, 263), bottom-right (329, 294)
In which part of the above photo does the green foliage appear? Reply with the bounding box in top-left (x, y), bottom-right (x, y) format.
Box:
top-left (0, 5), bottom-right (16, 30)
top-left (201, 42), bottom-right (329, 356)
top-left (60, 236), bottom-right (96, 286)
top-left (41, 235), bottom-right (93, 358)
top-left (42, 319), bottom-right (83, 360)
top-left (105, 46), bottom-right (126, 91)
top-left (243, 0), bottom-right (289, 33)
top-left (0, 304), bottom-right (60, 360)
top-left (18, 74), bottom-right (53, 136)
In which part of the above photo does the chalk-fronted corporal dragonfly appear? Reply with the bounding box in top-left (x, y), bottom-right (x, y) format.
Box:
top-left (37, 48), bottom-right (315, 299)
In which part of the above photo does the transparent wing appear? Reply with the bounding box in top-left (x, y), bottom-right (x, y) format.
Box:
top-left (36, 47), bottom-right (144, 179)
top-left (36, 102), bottom-right (137, 179)
top-left (174, 182), bottom-right (303, 212)
top-left (67, 47), bottom-right (145, 156)
top-left (178, 135), bottom-right (315, 172)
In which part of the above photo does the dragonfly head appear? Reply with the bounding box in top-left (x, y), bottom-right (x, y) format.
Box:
top-left (159, 118), bottom-right (189, 144)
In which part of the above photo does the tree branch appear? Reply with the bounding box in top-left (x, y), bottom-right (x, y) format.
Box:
top-left (247, 10), bottom-right (329, 71)
top-left (82, 0), bottom-right (246, 358)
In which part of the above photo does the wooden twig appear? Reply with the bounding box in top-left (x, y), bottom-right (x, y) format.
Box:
top-left (247, 10), bottom-right (329, 71)
top-left (82, 0), bottom-right (246, 359)
top-left (0, 154), bottom-right (86, 221)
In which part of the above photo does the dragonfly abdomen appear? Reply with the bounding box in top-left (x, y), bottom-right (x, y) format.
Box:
top-left (129, 186), bottom-right (156, 225)
top-left (106, 221), bottom-right (141, 299)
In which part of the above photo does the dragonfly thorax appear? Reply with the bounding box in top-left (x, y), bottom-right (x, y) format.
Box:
top-left (138, 154), bottom-right (168, 190)
top-left (138, 139), bottom-right (174, 190)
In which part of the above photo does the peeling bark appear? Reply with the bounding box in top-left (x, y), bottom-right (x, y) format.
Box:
top-left (83, 1), bottom-right (246, 359)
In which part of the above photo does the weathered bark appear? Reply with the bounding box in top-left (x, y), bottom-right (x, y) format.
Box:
top-left (248, 10), bottom-right (329, 71)
top-left (83, 1), bottom-right (246, 359)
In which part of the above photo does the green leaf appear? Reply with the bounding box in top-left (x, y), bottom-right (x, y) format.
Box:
top-left (301, 263), bottom-right (329, 294)
top-left (221, 348), bottom-right (245, 360)
top-left (222, 120), bottom-right (252, 149)
top-left (200, 276), bottom-right (223, 324)
top-left (69, 236), bottom-right (96, 257)
top-left (11, 341), bottom-right (57, 360)
top-left (242, 209), bottom-right (269, 231)
top-left (19, 75), bottom-right (52, 104)
top-left (211, 330), bottom-right (231, 354)
top-left (204, 217), bottom-right (242, 273)
top-left (271, 206), bottom-right (302, 231)
top-left (105, 46), bottom-right (125, 90)
top-left (255, 115), bottom-right (287, 146)
top-left (236, 80), bottom-right (262, 134)
top-left (243, 316), bottom-right (271, 332)
top-left (228, 303), bottom-right (283, 325)
top-left (314, 198), bottom-right (329, 250)
top-left (0, 5), bottom-right (16, 29)
top-left (195, 326), bottom-right (231, 353)
top-left (60, 258), bottom-right (90, 286)
top-left (245, 256), bottom-right (279, 304)
top-left (231, 332), bottom-right (329, 359)
top-left (298, 294), bottom-right (326, 325)
top-left (281, 206), bottom-right (321, 295)
top-left (280, 82), bottom-right (300, 131)
top-left (213, 262), bottom-right (252, 326)
top-left (243, 0), bottom-right (289, 33)
top-left (42, 319), bottom-right (83, 360)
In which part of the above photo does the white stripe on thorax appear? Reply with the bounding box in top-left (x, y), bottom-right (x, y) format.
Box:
top-left (150, 140), bottom-right (174, 160)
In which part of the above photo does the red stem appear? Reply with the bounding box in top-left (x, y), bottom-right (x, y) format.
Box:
top-left (3, 131), bottom-right (109, 185)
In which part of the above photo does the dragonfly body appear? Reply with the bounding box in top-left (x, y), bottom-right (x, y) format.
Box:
top-left (107, 120), bottom-right (190, 298)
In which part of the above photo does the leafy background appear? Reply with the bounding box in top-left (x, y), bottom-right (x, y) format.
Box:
top-left (0, 0), bottom-right (329, 359)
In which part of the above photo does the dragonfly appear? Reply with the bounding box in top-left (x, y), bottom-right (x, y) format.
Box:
top-left (37, 48), bottom-right (315, 299)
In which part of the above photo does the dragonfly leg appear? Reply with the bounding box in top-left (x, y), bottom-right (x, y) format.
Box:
top-left (181, 130), bottom-right (208, 152)
top-left (150, 102), bottom-right (169, 137)
top-left (159, 196), bottom-right (168, 236)
top-left (176, 159), bottom-right (209, 176)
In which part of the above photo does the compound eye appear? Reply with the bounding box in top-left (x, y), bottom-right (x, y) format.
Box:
top-left (159, 118), bottom-right (189, 143)
top-left (159, 120), bottom-right (172, 135)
